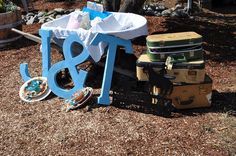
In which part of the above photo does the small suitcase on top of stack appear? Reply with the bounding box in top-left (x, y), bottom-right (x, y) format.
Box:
top-left (146, 32), bottom-right (203, 62)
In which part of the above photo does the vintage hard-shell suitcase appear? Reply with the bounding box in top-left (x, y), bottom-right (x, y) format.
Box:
top-left (146, 32), bottom-right (202, 48)
top-left (152, 75), bottom-right (212, 109)
top-left (147, 46), bottom-right (204, 62)
top-left (136, 54), bottom-right (205, 84)
top-left (146, 32), bottom-right (203, 62)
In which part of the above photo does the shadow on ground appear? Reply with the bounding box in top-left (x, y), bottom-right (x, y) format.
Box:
top-left (111, 87), bottom-right (236, 118)
top-left (0, 37), bottom-right (38, 51)
top-left (155, 12), bottom-right (236, 62)
top-left (85, 65), bottom-right (236, 118)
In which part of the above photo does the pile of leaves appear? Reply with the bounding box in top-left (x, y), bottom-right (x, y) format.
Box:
top-left (0, 0), bottom-right (17, 13)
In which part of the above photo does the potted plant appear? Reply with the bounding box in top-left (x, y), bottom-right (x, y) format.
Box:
top-left (0, 0), bottom-right (22, 47)
top-left (0, 0), bottom-right (18, 13)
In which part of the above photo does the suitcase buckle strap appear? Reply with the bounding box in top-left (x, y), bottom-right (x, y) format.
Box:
top-left (165, 55), bottom-right (187, 70)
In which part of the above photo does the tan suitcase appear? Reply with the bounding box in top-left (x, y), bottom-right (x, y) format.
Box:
top-left (146, 32), bottom-right (203, 62)
top-left (151, 75), bottom-right (212, 109)
top-left (136, 54), bottom-right (205, 84)
top-left (146, 32), bottom-right (202, 48)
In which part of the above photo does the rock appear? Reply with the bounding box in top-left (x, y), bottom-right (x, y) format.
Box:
top-left (147, 6), bottom-right (153, 12)
top-left (155, 12), bottom-right (162, 17)
top-left (45, 18), bottom-right (52, 22)
top-left (26, 16), bottom-right (36, 25)
top-left (65, 9), bottom-right (74, 14)
top-left (171, 11), bottom-right (179, 17)
top-left (33, 15), bottom-right (39, 23)
top-left (149, 4), bottom-right (156, 10)
top-left (46, 10), bottom-right (55, 16)
top-left (39, 18), bottom-right (45, 24)
top-left (26, 12), bottom-right (34, 17)
top-left (37, 11), bottom-right (45, 17)
top-left (175, 4), bottom-right (184, 10)
top-left (55, 15), bottom-right (62, 19)
top-left (145, 10), bottom-right (156, 16)
top-left (162, 9), bottom-right (172, 16)
top-left (68, 9), bottom-right (75, 12)
top-left (158, 5), bottom-right (166, 11)
top-left (155, 5), bottom-right (166, 12)
top-left (143, 4), bottom-right (149, 10)
top-left (54, 8), bottom-right (65, 14)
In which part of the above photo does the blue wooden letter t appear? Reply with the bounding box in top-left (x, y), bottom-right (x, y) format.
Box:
top-left (91, 34), bottom-right (133, 105)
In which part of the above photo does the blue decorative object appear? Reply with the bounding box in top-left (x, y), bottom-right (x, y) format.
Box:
top-left (90, 33), bottom-right (133, 105)
top-left (25, 80), bottom-right (41, 93)
top-left (19, 28), bottom-right (133, 106)
top-left (47, 33), bottom-right (90, 99)
top-left (82, 7), bottom-right (111, 20)
top-left (20, 29), bottom-right (52, 81)
top-left (19, 77), bottom-right (51, 102)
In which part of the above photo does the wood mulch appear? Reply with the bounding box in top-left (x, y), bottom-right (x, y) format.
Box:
top-left (0, 0), bottom-right (235, 155)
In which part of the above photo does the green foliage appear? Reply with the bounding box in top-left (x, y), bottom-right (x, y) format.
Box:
top-left (5, 1), bottom-right (17, 12)
top-left (0, 0), bottom-right (17, 13)
top-left (0, 0), bottom-right (4, 13)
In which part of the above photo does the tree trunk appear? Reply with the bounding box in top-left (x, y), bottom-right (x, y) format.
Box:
top-left (103, 0), bottom-right (146, 13)
top-left (119, 0), bottom-right (146, 13)
top-left (103, 0), bottom-right (121, 12)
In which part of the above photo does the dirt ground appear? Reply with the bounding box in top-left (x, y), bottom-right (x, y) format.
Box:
top-left (0, 0), bottom-right (235, 155)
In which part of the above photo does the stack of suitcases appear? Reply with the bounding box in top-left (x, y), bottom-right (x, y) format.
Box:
top-left (136, 32), bottom-right (212, 109)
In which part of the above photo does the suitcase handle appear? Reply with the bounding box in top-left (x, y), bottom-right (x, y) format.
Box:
top-left (176, 96), bottom-right (194, 105)
top-left (169, 55), bottom-right (187, 63)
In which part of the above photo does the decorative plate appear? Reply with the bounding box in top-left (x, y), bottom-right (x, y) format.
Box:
top-left (64, 87), bottom-right (93, 112)
top-left (19, 77), bottom-right (51, 102)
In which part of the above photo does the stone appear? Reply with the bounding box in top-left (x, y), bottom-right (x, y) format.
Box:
top-left (38, 11), bottom-right (46, 17)
top-left (26, 16), bottom-right (35, 25)
top-left (39, 18), bottom-right (45, 24)
top-left (46, 10), bottom-right (55, 16)
top-left (155, 12), bottom-right (162, 17)
top-left (46, 18), bottom-right (52, 22)
top-left (171, 11), bottom-right (179, 17)
top-left (175, 4), bottom-right (184, 10)
top-left (26, 12), bottom-right (34, 17)
top-left (33, 15), bottom-right (39, 23)
top-left (143, 4), bottom-right (149, 10)
top-left (147, 6), bottom-right (153, 12)
top-left (69, 9), bottom-right (75, 12)
top-left (149, 4), bottom-right (156, 10)
top-left (158, 5), bottom-right (166, 11)
top-left (162, 9), bottom-right (172, 16)
top-left (55, 15), bottom-right (62, 19)
top-left (145, 10), bottom-right (155, 16)
top-left (54, 8), bottom-right (65, 13)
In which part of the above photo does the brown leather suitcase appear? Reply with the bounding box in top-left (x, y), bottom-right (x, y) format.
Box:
top-left (152, 75), bottom-right (212, 109)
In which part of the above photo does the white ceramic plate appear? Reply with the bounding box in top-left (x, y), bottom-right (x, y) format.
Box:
top-left (19, 77), bottom-right (51, 103)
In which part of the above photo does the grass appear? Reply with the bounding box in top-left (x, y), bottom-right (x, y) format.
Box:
top-left (217, 113), bottom-right (236, 155)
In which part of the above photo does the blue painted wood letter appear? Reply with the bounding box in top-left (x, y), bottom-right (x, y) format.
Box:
top-left (90, 34), bottom-right (133, 105)
top-left (47, 33), bottom-right (90, 99)
top-left (20, 29), bottom-right (52, 81)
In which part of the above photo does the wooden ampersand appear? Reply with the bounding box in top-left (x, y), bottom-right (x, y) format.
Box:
top-left (47, 33), bottom-right (90, 99)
